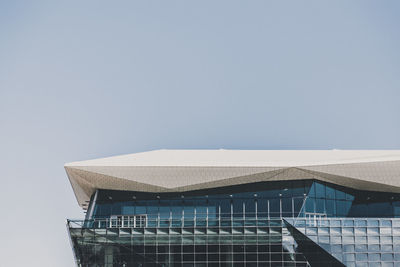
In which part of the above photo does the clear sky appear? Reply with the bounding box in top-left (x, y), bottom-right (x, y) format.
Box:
top-left (1, 1), bottom-right (399, 266)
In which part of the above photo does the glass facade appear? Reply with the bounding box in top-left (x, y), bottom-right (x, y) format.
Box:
top-left (90, 180), bottom-right (312, 222)
top-left (67, 179), bottom-right (400, 266)
top-left (69, 218), bottom-right (310, 267)
top-left (285, 217), bottom-right (400, 267)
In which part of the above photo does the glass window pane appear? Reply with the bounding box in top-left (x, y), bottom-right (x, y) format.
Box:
top-left (257, 199), bottom-right (268, 218)
top-left (183, 200), bottom-right (195, 219)
top-left (315, 183), bottom-right (325, 198)
top-left (326, 199), bottom-right (335, 216)
top-left (281, 198), bottom-right (292, 217)
top-left (220, 199), bottom-right (231, 218)
top-left (244, 199), bottom-right (255, 217)
top-left (305, 198), bottom-right (315, 213)
top-left (269, 198), bottom-right (280, 217)
top-left (326, 186), bottom-right (335, 199)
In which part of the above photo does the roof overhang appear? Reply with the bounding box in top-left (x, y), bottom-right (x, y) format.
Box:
top-left (65, 150), bottom-right (400, 209)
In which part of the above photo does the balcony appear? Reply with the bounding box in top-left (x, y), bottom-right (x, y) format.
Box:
top-left (67, 213), bottom-right (287, 230)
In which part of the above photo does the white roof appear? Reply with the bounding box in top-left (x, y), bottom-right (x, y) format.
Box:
top-left (65, 150), bottom-right (400, 208)
top-left (65, 149), bottom-right (400, 167)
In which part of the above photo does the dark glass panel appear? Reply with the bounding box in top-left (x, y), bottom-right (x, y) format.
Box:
top-left (146, 200), bottom-right (158, 227)
top-left (220, 245), bottom-right (232, 252)
top-left (259, 188), bottom-right (280, 198)
top-left (195, 245), bottom-right (206, 253)
top-left (208, 254), bottom-right (219, 261)
top-left (233, 199), bottom-right (243, 218)
top-left (307, 183), bottom-right (316, 198)
top-left (326, 199), bottom-right (335, 216)
top-left (281, 198), bottom-right (293, 217)
top-left (196, 198), bottom-right (207, 218)
top-left (233, 253), bottom-right (244, 261)
top-left (336, 200), bottom-right (351, 216)
top-left (335, 189), bottom-right (346, 200)
top-left (281, 186), bottom-right (292, 198)
top-left (183, 245), bottom-right (194, 253)
top-left (368, 202), bottom-right (392, 217)
top-left (171, 200), bottom-right (183, 218)
top-left (326, 185), bottom-right (335, 199)
top-left (171, 245), bottom-right (181, 253)
top-left (195, 253), bottom-right (206, 261)
top-left (121, 202), bottom-right (134, 215)
top-left (99, 203), bottom-right (111, 216)
top-left (348, 203), bottom-right (367, 217)
top-left (305, 197), bottom-right (315, 213)
top-left (183, 200), bottom-right (195, 219)
top-left (346, 192), bottom-right (355, 201)
top-left (244, 198), bottom-right (255, 217)
top-left (196, 198), bottom-right (207, 226)
top-left (234, 191), bottom-right (255, 199)
top-left (246, 253), bottom-right (257, 261)
top-left (269, 199), bottom-right (280, 217)
top-left (246, 245), bottom-right (257, 252)
top-left (394, 201), bottom-right (400, 217)
top-left (315, 182), bottom-right (325, 199)
top-left (159, 200), bottom-right (170, 227)
top-left (112, 201), bottom-right (122, 215)
top-left (233, 245), bottom-right (244, 252)
top-left (293, 197), bottom-right (305, 215)
top-left (291, 180), bottom-right (306, 197)
top-left (271, 245), bottom-right (282, 253)
top-left (258, 253), bottom-right (270, 262)
top-left (315, 198), bottom-right (325, 214)
top-left (207, 199), bottom-right (218, 215)
top-left (220, 199), bottom-right (231, 218)
top-left (135, 201), bottom-right (146, 214)
top-left (257, 199), bottom-right (268, 218)
top-left (183, 253), bottom-right (194, 261)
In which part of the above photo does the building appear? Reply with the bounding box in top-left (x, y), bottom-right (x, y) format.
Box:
top-left (65, 150), bottom-right (400, 267)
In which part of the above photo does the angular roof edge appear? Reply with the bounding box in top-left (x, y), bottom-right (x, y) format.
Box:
top-left (65, 150), bottom-right (400, 208)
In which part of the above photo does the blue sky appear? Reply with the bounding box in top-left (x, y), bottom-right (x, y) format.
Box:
top-left (1, 1), bottom-right (400, 266)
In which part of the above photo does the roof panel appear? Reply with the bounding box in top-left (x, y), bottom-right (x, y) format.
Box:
top-left (65, 150), bottom-right (400, 208)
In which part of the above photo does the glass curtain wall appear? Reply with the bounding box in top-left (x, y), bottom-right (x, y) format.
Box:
top-left (69, 180), bottom-right (400, 267)
top-left (92, 180), bottom-right (312, 224)
top-left (92, 180), bottom-right (400, 223)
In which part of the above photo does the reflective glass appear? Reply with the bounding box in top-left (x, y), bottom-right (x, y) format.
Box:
top-left (71, 180), bottom-right (400, 266)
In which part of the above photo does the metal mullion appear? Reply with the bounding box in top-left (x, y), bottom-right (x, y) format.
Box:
top-left (255, 197), bottom-right (258, 221)
top-left (243, 200), bottom-right (246, 223)
top-left (231, 198), bottom-right (233, 228)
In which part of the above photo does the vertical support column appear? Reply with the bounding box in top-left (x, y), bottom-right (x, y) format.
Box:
top-left (158, 198), bottom-right (160, 228)
top-left (206, 196), bottom-right (209, 228)
top-left (255, 197), bottom-right (258, 221)
top-left (170, 209), bottom-right (172, 228)
top-left (291, 197), bottom-right (294, 218)
top-left (194, 202), bottom-right (197, 227)
top-left (230, 197), bottom-right (233, 228)
top-left (104, 246), bottom-right (113, 267)
top-left (86, 190), bottom-right (98, 220)
top-left (182, 197), bottom-right (185, 227)
top-left (219, 204), bottom-right (221, 228)
top-left (243, 201), bottom-right (245, 224)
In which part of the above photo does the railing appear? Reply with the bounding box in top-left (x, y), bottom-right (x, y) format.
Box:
top-left (67, 216), bottom-right (286, 229)
top-left (68, 216), bottom-right (400, 230)
top-left (304, 212), bottom-right (327, 226)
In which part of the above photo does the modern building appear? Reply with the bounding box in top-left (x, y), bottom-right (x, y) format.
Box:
top-left (65, 150), bottom-right (400, 267)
